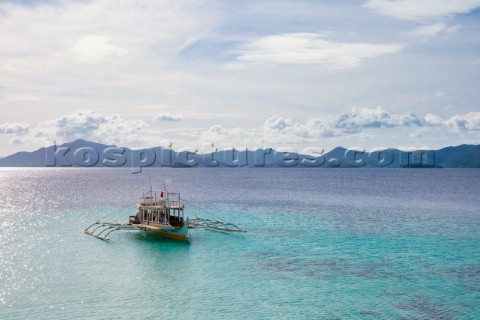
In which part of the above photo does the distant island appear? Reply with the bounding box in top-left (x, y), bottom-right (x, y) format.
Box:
top-left (0, 139), bottom-right (479, 168)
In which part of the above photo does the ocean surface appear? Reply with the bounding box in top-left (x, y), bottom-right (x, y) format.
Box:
top-left (0, 168), bottom-right (479, 319)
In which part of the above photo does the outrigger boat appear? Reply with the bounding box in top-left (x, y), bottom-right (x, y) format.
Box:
top-left (85, 189), bottom-right (246, 241)
top-left (131, 190), bottom-right (189, 240)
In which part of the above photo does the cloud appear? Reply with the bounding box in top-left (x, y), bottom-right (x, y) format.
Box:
top-left (236, 33), bottom-right (403, 70)
top-left (0, 1), bottom-right (478, 157)
top-left (199, 120), bottom-right (306, 148)
top-left (248, 115), bottom-right (334, 145)
top-left (444, 24), bottom-right (462, 34)
top-left (263, 115), bottom-right (336, 139)
top-left (206, 108), bottom-right (480, 146)
top-left (423, 113), bottom-right (444, 126)
top-left (33, 110), bottom-right (151, 146)
top-left (333, 106), bottom-right (424, 133)
top-left (444, 112), bottom-right (480, 131)
top-left (0, 122), bottom-right (29, 145)
top-left (299, 118), bottom-right (337, 138)
top-left (206, 125), bottom-right (228, 136)
top-left (152, 113), bottom-right (183, 122)
top-left (196, 109), bottom-right (480, 149)
top-left (70, 35), bottom-right (128, 64)
top-left (420, 112), bottom-right (480, 131)
top-left (4, 108), bottom-right (480, 152)
top-left (365, 0), bottom-right (480, 20)
top-left (406, 23), bottom-right (463, 38)
top-left (183, 112), bottom-right (248, 120)
top-left (199, 124), bottom-right (257, 147)
top-left (10, 137), bottom-right (26, 145)
top-left (0, 0), bottom-right (217, 68)
top-left (264, 115), bottom-right (291, 131)
top-left (407, 23), bottom-right (447, 38)
top-left (0, 122), bottom-right (29, 135)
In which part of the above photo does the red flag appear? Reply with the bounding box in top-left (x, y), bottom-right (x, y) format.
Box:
top-left (160, 191), bottom-right (164, 198)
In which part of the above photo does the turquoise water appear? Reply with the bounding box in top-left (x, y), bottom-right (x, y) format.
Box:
top-left (0, 168), bottom-right (479, 319)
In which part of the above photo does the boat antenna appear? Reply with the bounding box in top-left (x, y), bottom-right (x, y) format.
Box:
top-left (148, 175), bottom-right (153, 195)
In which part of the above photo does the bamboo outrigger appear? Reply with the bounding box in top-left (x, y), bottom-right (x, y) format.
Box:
top-left (189, 217), bottom-right (246, 233)
top-left (85, 189), bottom-right (246, 241)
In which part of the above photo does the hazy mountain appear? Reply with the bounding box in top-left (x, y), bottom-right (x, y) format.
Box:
top-left (0, 139), bottom-right (479, 168)
top-left (434, 144), bottom-right (480, 168)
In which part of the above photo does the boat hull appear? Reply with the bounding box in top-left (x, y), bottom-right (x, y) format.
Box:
top-left (142, 218), bottom-right (189, 241)
top-left (146, 228), bottom-right (188, 240)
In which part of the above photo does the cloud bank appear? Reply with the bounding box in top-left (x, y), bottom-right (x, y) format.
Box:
top-left (1, 108), bottom-right (480, 150)
top-left (200, 107), bottom-right (480, 147)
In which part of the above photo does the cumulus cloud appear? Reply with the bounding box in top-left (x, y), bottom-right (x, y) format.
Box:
top-left (236, 33), bottom-right (403, 70)
top-left (0, 122), bottom-right (29, 145)
top-left (33, 110), bottom-right (150, 146)
top-left (299, 118), bottom-right (337, 138)
top-left (264, 115), bottom-right (291, 131)
top-left (444, 112), bottom-right (480, 131)
top-left (152, 113), bottom-right (183, 122)
top-left (262, 109), bottom-right (424, 142)
top-left (423, 113), bottom-right (444, 126)
top-left (262, 108), bottom-right (426, 141)
top-left (333, 106), bottom-right (424, 133)
top-left (0, 122), bottom-right (29, 135)
top-left (263, 115), bottom-right (335, 139)
top-left (206, 125), bottom-right (229, 136)
top-left (332, 107), bottom-right (480, 134)
top-left (197, 116), bottom-right (336, 148)
top-left (331, 108), bottom-right (480, 134)
top-left (364, 0), bottom-right (480, 20)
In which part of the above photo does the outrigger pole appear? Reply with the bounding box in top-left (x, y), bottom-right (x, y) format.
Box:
top-left (188, 218), bottom-right (246, 233)
top-left (84, 222), bottom-right (138, 241)
top-left (84, 218), bottom-right (246, 241)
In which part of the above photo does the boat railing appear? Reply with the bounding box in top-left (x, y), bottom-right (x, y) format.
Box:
top-left (140, 199), bottom-right (184, 208)
top-left (140, 200), bottom-right (166, 206)
top-left (166, 200), bottom-right (183, 208)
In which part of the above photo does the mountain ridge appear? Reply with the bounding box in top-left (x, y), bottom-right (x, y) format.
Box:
top-left (0, 139), bottom-right (479, 168)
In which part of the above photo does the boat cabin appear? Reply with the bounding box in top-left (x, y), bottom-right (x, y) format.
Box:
top-left (130, 190), bottom-right (185, 228)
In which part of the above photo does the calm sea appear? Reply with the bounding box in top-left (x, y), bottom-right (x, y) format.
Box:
top-left (0, 168), bottom-right (479, 319)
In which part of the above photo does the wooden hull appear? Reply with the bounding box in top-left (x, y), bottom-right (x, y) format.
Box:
top-left (142, 218), bottom-right (189, 241)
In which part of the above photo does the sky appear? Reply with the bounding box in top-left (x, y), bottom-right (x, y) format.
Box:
top-left (1, 0), bottom-right (480, 156)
